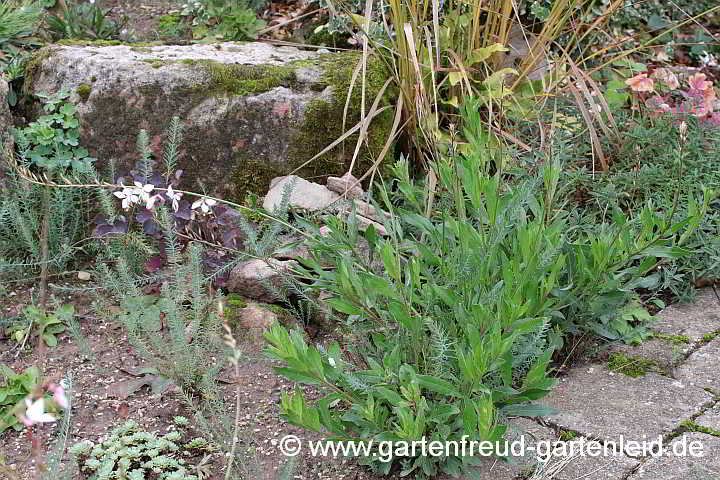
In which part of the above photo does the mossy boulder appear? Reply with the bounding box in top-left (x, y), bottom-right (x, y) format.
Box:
top-left (0, 77), bottom-right (12, 154)
top-left (27, 42), bottom-right (395, 201)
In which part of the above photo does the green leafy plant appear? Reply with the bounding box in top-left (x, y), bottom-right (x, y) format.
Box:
top-left (46, 0), bottom-right (126, 41)
top-left (95, 222), bottom-right (224, 392)
top-left (180, 0), bottom-right (266, 41)
top-left (155, 13), bottom-right (191, 40)
top-left (69, 419), bottom-right (213, 480)
top-left (0, 365), bottom-right (40, 433)
top-left (7, 304), bottom-right (71, 348)
top-left (13, 90), bottom-right (96, 172)
top-left (3, 89), bottom-right (94, 307)
top-left (561, 115), bottom-right (720, 301)
top-left (263, 103), bottom-right (707, 476)
top-left (0, 0), bottom-right (45, 72)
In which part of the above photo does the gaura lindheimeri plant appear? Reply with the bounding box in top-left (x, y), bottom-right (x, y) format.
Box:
top-left (15, 381), bottom-right (69, 428)
top-left (626, 70), bottom-right (720, 125)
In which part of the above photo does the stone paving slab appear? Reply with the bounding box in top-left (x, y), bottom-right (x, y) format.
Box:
top-left (543, 364), bottom-right (713, 445)
top-left (649, 288), bottom-right (720, 341)
top-left (627, 433), bottom-right (720, 480)
top-left (696, 404), bottom-right (720, 433)
top-left (611, 338), bottom-right (689, 372)
top-left (675, 338), bottom-right (720, 394)
top-left (445, 419), bottom-right (639, 480)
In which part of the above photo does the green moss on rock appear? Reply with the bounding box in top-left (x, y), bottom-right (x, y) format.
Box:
top-left (233, 52), bottom-right (394, 199)
top-left (653, 333), bottom-right (691, 345)
top-left (188, 60), bottom-right (298, 97)
top-left (22, 46), bottom-right (55, 96)
top-left (55, 39), bottom-right (160, 47)
top-left (76, 83), bottom-right (92, 102)
top-left (607, 352), bottom-right (665, 377)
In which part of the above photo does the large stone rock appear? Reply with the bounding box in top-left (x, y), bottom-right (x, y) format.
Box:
top-left (26, 42), bottom-right (392, 200)
top-left (0, 77), bottom-right (12, 159)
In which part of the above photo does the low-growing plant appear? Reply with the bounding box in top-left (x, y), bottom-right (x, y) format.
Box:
top-left (0, 364), bottom-right (40, 432)
top-left (0, 0), bottom-right (45, 72)
top-left (96, 233), bottom-right (224, 393)
top-left (46, 0), bottom-right (126, 41)
top-left (7, 303), bottom-right (71, 349)
top-left (179, 0), bottom-right (266, 41)
top-left (155, 13), bottom-right (192, 40)
top-left (560, 114), bottom-right (720, 301)
top-left (70, 419), bottom-right (214, 480)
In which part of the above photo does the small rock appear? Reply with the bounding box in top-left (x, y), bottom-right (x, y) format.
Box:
top-left (237, 303), bottom-right (278, 330)
top-left (226, 258), bottom-right (297, 302)
top-left (77, 271), bottom-right (91, 281)
top-left (263, 175), bottom-right (340, 212)
top-left (353, 200), bottom-right (388, 222)
top-left (326, 173), bottom-right (364, 200)
top-left (355, 215), bottom-right (388, 236)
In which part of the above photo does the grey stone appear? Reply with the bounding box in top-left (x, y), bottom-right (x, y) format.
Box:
top-left (326, 172), bottom-right (364, 199)
top-left (357, 200), bottom-right (387, 221)
top-left (696, 404), bottom-right (720, 432)
top-left (611, 338), bottom-right (689, 372)
top-left (0, 77), bottom-right (12, 157)
top-left (649, 288), bottom-right (720, 342)
top-left (627, 433), bottom-right (720, 480)
top-left (440, 419), bottom-right (638, 480)
top-left (543, 364), bottom-right (713, 444)
top-left (263, 175), bottom-right (339, 212)
top-left (675, 338), bottom-right (720, 393)
top-left (235, 303), bottom-right (279, 350)
top-left (354, 214), bottom-right (388, 236)
top-left (28, 42), bottom-right (392, 200)
top-left (226, 258), bottom-right (296, 302)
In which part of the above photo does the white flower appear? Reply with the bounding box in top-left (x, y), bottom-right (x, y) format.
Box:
top-left (328, 357), bottom-right (336, 367)
top-left (21, 398), bottom-right (56, 426)
top-left (113, 185), bottom-right (140, 210)
top-left (133, 182), bottom-right (154, 202)
top-left (146, 194), bottom-right (163, 210)
top-left (166, 185), bottom-right (183, 212)
top-left (113, 182), bottom-right (154, 210)
top-left (191, 197), bottom-right (217, 214)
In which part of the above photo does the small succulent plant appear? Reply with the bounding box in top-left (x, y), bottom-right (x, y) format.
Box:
top-left (69, 420), bottom-right (214, 480)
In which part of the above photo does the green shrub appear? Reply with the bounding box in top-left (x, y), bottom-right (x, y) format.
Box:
top-left (96, 231), bottom-right (224, 392)
top-left (1, 90), bottom-right (94, 279)
top-left (562, 116), bottom-right (720, 301)
top-left (520, 0), bottom-right (718, 31)
top-left (263, 103), bottom-right (705, 476)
